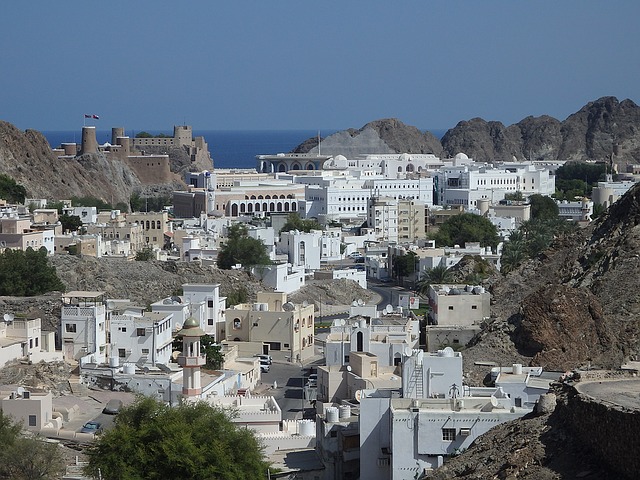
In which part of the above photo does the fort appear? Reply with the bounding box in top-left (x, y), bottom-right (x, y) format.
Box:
top-left (54, 125), bottom-right (212, 185)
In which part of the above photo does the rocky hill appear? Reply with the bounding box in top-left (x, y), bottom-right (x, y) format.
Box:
top-left (0, 121), bottom-right (209, 205)
top-left (295, 96), bottom-right (640, 165)
top-left (457, 181), bottom-right (640, 384)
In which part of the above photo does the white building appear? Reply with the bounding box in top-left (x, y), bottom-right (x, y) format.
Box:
top-left (0, 316), bottom-right (59, 368)
top-left (557, 198), bottom-right (593, 222)
top-left (278, 230), bottom-right (322, 271)
top-left (110, 310), bottom-right (174, 367)
top-left (61, 291), bottom-right (108, 365)
top-left (251, 263), bottom-right (306, 294)
top-left (427, 284), bottom-right (490, 326)
top-left (358, 349), bottom-right (551, 479)
top-left (368, 197), bottom-right (399, 243)
top-left (182, 284), bottom-right (227, 341)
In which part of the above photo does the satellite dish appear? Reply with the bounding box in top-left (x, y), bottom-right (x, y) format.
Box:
top-left (175, 323), bottom-right (182, 331)
top-left (404, 347), bottom-right (413, 357)
top-left (357, 299), bottom-right (364, 306)
top-left (282, 302), bottom-right (295, 311)
top-left (3, 313), bottom-right (14, 323)
top-left (106, 301), bottom-right (115, 310)
top-left (385, 304), bottom-right (393, 314)
top-left (340, 319), bottom-right (346, 326)
top-left (346, 365), bottom-right (352, 372)
top-left (351, 301), bottom-right (358, 307)
top-left (302, 301), bottom-right (308, 307)
top-left (354, 390), bottom-right (362, 402)
top-left (353, 321), bottom-right (359, 329)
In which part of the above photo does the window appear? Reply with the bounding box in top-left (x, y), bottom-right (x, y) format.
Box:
top-left (208, 318), bottom-right (214, 325)
top-left (472, 305), bottom-right (477, 310)
top-left (448, 306), bottom-right (454, 310)
top-left (208, 300), bottom-right (214, 308)
top-left (442, 428), bottom-right (456, 441)
top-left (142, 349), bottom-right (149, 355)
top-left (137, 328), bottom-right (146, 337)
top-left (65, 324), bottom-right (77, 333)
top-left (118, 348), bottom-right (126, 358)
top-left (28, 415), bottom-right (37, 427)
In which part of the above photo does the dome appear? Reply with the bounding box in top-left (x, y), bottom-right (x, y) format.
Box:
top-left (399, 153), bottom-right (411, 162)
top-left (454, 152), bottom-right (469, 161)
top-left (178, 317), bottom-right (206, 337)
top-left (183, 317), bottom-right (200, 329)
top-left (334, 154), bottom-right (347, 162)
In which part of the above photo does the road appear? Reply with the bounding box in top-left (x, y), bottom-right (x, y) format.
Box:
top-left (260, 361), bottom-right (319, 421)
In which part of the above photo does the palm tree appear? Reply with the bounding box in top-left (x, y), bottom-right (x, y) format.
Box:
top-left (417, 265), bottom-right (453, 295)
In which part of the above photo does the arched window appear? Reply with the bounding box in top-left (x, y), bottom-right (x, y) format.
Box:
top-left (231, 204), bottom-right (238, 216)
top-left (247, 203), bottom-right (253, 213)
top-left (292, 203), bottom-right (297, 211)
top-left (277, 202), bottom-right (283, 212)
top-left (278, 164), bottom-right (286, 172)
top-left (240, 203), bottom-right (246, 213)
top-left (255, 203), bottom-right (260, 212)
top-left (284, 203), bottom-right (290, 212)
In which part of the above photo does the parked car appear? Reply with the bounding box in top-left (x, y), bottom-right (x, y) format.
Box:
top-left (102, 399), bottom-right (123, 415)
top-left (307, 373), bottom-right (318, 387)
top-left (260, 361), bottom-right (270, 373)
top-left (254, 354), bottom-right (272, 365)
top-left (80, 421), bottom-right (102, 434)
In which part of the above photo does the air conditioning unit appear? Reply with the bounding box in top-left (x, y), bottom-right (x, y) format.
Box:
top-left (459, 428), bottom-right (471, 437)
top-left (23, 391), bottom-right (30, 399)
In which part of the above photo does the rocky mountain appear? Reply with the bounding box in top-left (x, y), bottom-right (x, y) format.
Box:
top-left (294, 118), bottom-right (444, 158)
top-left (294, 96), bottom-right (640, 165)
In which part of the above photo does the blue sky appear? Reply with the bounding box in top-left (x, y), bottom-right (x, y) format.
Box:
top-left (2, 1), bottom-right (639, 132)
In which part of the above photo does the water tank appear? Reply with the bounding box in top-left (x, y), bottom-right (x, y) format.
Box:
top-left (299, 419), bottom-right (315, 436)
top-left (109, 357), bottom-right (119, 368)
top-left (326, 407), bottom-right (339, 423)
top-left (123, 363), bottom-right (135, 375)
top-left (513, 363), bottom-right (523, 375)
top-left (338, 405), bottom-right (351, 419)
top-left (253, 303), bottom-right (262, 311)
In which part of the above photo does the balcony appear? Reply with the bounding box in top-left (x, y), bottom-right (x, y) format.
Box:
top-left (177, 354), bottom-right (207, 367)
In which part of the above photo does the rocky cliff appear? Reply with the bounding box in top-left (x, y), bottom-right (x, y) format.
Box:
top-left (295, 96), bottom-right (640, 165)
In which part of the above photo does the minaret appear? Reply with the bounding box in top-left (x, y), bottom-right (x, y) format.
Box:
top-left (176, 317), bottom-right (206, 397)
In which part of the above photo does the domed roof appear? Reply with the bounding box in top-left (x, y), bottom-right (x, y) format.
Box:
top-left (399, 153), bottom-right (411, 162)
top-left (178, 317), bottom-right (206, 337)
top-left (334, 154), bottom-right (347, 162)
top-left (454, 152), bottom-right (469, 161)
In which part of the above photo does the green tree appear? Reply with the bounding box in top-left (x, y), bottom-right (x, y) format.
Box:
top-left (0, 411), bottom-right (65, 480)
top-left (225, 285), bottom-right (249, 306)
top-left (59, 213), bottom-right (82, 233)
top-left (0, 174), bottom-right (27, 204)
top-left (280, 213), bottom-right (321, 233)
top-left (504, 191), bottom-right (524, 201)
top-left (0, 248), bottom-right (64, 296)
top-left (84, 397), bottom-right (271, 480)
top-left (416, 265), bottom-right (453, 294)
top-left (217, 224), bottom-right (271, 269)
top-left (432, 213), bottom-right (499, 249)
top-left (528, 194), bottom-right (559, 220)
top-left (135, 246), bottom-right (154, 261)
top-left (200, 335), bottom-right (224, 369)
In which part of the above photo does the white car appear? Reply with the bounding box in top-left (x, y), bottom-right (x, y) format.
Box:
top-left (255, 354), bottom-right (272, 365)
top-left (260, 361), bottom-right (270, 373)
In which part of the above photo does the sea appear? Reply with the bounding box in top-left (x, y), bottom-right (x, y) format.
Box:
top-left (42, 130), bottom-right (331, 170)
top-left (42, 128), bottom-right (447, 170)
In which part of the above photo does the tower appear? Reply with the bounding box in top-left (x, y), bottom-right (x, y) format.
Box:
top-left (80, 126), bottom-right (98, 155)
top-left (176, 317), bottom-right (206, 397)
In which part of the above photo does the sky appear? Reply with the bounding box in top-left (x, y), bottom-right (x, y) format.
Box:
top-left (2, 1), bottom-right (640, 133)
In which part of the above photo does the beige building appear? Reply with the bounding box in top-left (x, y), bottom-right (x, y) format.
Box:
top-left (86, 211), bottom-right (145, 254)
top-left (225, 292), bottom-right (315, 362)
top-left (427, 284), bottom-right (490, 326)
top-left (127, 211), bottom-right (169, 249)
top-left (398, 199), bottom-right (427, 242)
top-left (0, 389), bottom-right (53, 431)
top-left (214, 183), bottom-right (305, 217)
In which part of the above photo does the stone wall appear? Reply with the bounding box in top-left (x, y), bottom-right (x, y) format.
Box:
top-left (558, 380), bottom-right (640, 480)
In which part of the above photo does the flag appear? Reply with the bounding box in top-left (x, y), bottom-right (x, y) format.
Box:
top-left (84, 114), bottom-right (92, 118)
top-left (92, 114), bottom-right (100, 119)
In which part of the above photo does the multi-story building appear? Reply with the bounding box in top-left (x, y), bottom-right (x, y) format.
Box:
top-left (110, 310), bottom-right (174, 367)
top-left (60, 291), bottom-right (108, 364)
top-left (358, 349), bottom-right (551, 479)
top-left (85, 210), bottom-right (145, 254)
top-left (182, 283), bottom-right (226, 341)
top-left (368, 196), bottom-right (398, 243)
top-left (0, 316), bottom-right (59, 368)
top-left (225, 292), bottom-right (315, 362)
top-left (278, 230), bottom-right (322, 271)
top-left (127, 211), bottom-right (169, 249)
top-left (397, 199), bottom-right (427, 242)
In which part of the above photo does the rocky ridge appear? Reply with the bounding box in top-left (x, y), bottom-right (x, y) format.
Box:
top-left (294, 96), bottom-right (640, 165)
